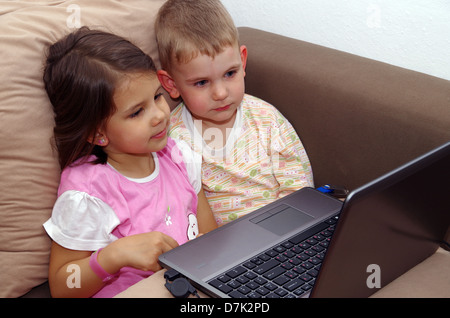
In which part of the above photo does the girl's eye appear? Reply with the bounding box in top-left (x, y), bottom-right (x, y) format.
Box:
top-left (130, 108), bottom-right (143, 118)
top-left (154, 92), bottom-right (163, 101)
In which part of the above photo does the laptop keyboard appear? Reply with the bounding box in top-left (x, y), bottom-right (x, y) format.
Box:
top-left (207, 215), bottom-right (339, 298)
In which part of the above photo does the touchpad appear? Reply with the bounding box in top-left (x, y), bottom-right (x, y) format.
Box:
top-left (250, 204), bottom-right (314, 236)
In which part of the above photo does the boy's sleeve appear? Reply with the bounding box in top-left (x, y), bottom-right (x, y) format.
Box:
top-left (173, 139), bottom-right (203, 194)
top-left (270, 111), bottom-right (314, 197)
top-left (169, 104), bottom-right (203, 194)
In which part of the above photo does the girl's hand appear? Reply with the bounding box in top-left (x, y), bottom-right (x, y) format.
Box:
top-left (48, 232), bottom-right (178, 297)
top-left (100, 232), bottom-right (179, 274)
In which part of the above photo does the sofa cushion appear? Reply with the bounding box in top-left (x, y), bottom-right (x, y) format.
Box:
top-left (239, 27), bottom-right (450, 190)
top-left (0, 0), bottom-right (166, 297)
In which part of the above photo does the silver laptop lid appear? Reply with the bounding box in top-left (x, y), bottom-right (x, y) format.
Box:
top-left (311, 142), bottom-right (450, 297)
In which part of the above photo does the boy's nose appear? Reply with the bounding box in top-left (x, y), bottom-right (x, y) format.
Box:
top-left (212, 82), bottom-right (228, 101)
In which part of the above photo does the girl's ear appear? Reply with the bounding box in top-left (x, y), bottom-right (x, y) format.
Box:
top-left (157, 70), bottom-right (181, 99)
top-left (88, 132), bottom-right (109, 147)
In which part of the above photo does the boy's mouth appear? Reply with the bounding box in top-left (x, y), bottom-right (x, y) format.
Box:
top-left (214, 104), bottom-right (231, 112)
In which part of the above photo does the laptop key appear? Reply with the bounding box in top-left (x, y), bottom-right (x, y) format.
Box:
top-left (297, 253), bottom-right (309, 261)
top-left (281, 262), bottom-right (294, 270)
top-left (248, 291), bottom-right (262, 298)
top-left (275, 288), bottom-right (288, 297)
top-left (263, 266), bottom-right (285, 280)
top-left (236, 275), bottom-right (250, 284)
top-left (227, 280), bottom-right (241, 289)
top-left (312, 234), bottom-right (326, 241)
top-left (265, 249), bottom-right (278, 257)
top-left (254, 258), bottom-right (278, 274)
top-left (288, 222), bottom-right (329, 244)
top-left (237, 285), bottom-right (251, 295)
top-left (309, 257), bottom-right (321, 266)
top-left (246, 281), bottom-right (259, 290)
top-left (298, 242), bottom-right (310, 249)
top-left (285, 270), bottom-right (298, 279)
top-left (229, 290), bottom-right (246, 298)
top-left (308, 268), bottom-right (319, 277)
top-left (254, 276), bottom-right (268, 285)
top-left (275, 255), bottom-right (288, 263)
top-left (301, 262), bottom-right (314, 270)
top-left (243, 261), bottom-right (256, 269)
top-left (282, 241), bottom-right (294, 249)
top-left (306, 238), bottom-right (318, 245)
top-left (218, 275), bottom-right (231, 283)
top-left (292, 266), bottom-right (306, 275)
top-left (209, 279), bottom-right (233, 294)
top-left (256, 286), bottom-right (270, 296)
top-left (294, 288), bottom-right (307, 297)
top-left (245, 271), bottom-right (257, 280)
top-left (226, 266), bottom-right (247, 278)
top-left (273, 275), bottom-right (290, 286)
top-left (283, 250), bottom-right (296, 258)
top-left (312, 245), bottom-right (325, 253)
top-left (284, 278), bottom-right (304, 292)
top-left (264, 282), bottom-right (278, 291)
top-left (299, 273), bottom-right (313, 282)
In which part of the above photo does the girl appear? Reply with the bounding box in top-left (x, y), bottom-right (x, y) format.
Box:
top-left (42, 27), bottom-right (217, 298)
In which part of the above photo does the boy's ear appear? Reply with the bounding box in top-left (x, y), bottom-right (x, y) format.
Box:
top-left (157, 70), bottom-right (181, 99)
top-left (240, 45), bottom-right (248, 75)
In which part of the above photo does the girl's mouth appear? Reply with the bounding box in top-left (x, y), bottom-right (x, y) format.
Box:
top-left (152, 128), bottom-right (167, 139)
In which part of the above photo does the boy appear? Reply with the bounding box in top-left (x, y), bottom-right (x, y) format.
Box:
top-left (156, 0), bottom-right (313, 225)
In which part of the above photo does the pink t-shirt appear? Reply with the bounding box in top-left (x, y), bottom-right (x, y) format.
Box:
top-left (44, 138), bottom-right (202, 297)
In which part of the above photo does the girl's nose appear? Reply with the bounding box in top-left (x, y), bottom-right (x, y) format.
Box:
top-left (150, 104), bottom-right (167, 126)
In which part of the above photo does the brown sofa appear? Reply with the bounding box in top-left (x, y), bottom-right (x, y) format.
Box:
top-left (1, 1), bottom-right (448, 298)
top-left (240, 27), bottom-right (450, 191)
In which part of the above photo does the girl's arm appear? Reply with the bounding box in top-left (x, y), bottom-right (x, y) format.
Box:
top-left (48, 231), bottom-right (179, 297)
top-left (196, 188), bottom-right (218, 233)
top-left (48, 243), bottom-right (102, 298)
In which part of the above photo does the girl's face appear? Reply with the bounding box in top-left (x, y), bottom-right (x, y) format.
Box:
top-left (99, 72), bottom-right (170, 159)
top-left (164, 44), bottom-right (247, 128)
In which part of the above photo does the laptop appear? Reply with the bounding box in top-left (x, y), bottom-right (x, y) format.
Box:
top-left (159, 142), bottom-right (450, 298)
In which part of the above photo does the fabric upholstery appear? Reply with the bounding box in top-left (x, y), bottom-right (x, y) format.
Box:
top-left (0, 0), bottom-right (166, 297)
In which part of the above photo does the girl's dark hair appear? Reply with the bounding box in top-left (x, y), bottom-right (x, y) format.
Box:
top-left (43, 26), bottom-right (156, 170)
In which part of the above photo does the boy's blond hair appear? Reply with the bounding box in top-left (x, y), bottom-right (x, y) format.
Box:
top-left (155, 0), bottom-right (239, 72)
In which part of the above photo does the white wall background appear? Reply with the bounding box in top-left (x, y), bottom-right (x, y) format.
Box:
top-left (221, 0), bottom-right (450, 81)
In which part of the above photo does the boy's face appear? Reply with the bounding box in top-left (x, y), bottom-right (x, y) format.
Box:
top-left (160, 44), bottom-right (247, 128)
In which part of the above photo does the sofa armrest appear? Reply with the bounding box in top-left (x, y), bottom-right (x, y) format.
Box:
top-left (239, 27), bottom-right (450, 190)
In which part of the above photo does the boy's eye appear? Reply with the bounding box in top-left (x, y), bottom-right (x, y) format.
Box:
top-left (194, 80), bottom-right (208, 87)
top-left (225, 70), bottom-right (237, 78)
top-left (154, 92), bottom-right (163, 101)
